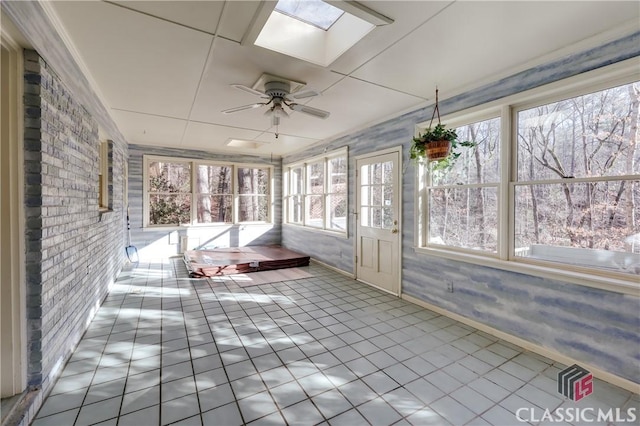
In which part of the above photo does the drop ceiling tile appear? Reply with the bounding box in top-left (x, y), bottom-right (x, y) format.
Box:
top-left (181, 122), bottom-right (263, 152)
top-left (352, 1), bottom-right (640, 99)
top-left (253, 133), bottom-right (319, 156)
top-left (51, 1), bottom-right (213, 119)
top-left (330, 1), bottom-right (448, 75)
top-left (217, 1), bottom-right (263, 42)
top-left (110, 110), bottom-right (187, 147)
top-left (278, 77), bottom-right (424, 140)
top-left (111, 1), bottom-right (224, 34)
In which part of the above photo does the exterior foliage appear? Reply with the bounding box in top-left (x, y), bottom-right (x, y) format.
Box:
top-left (425, 81), bottom-right (640, 275)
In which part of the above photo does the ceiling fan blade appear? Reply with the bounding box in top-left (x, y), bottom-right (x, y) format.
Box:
top-left (290, 88), bottom-right (321, 100)
top-left (221, 103), bottom-right (265, 114)
top-left (231, 84), bottom-right (269, 98)
top-left (289, 103), bottom-right (330, 119)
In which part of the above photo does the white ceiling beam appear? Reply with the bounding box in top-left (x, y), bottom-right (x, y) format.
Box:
top-left (326, 1), bottom-right (394, 26)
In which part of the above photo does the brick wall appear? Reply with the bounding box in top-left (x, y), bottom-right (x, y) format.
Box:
top-left (23, 50), bottom-right (127, 394)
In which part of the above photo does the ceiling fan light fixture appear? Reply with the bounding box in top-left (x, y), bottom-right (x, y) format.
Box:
top-left (222, 77), bottom-right (330, 138)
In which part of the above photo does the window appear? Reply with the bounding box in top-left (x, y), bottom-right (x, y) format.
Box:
top-left (514, 83), bottom-right (639, 273)
top-left (99, 140), bottom-right (113, 211)
top-left (148, 160), bottom-right (191, 226)
top-left (427, 117), bottom-right (501, 253)
top-left (418, 69), bottom-right (639, 288)
top-left (288, 166), bottom-right (304, 224)
top-left (284, 148), bottom-right (348, 234)
top-left (328, 156), bottom-right (347, 231)
top-left (238, 167), bottom-right (270, 222)
top-left (144, 156), bottom-right (272, 227)
top-left (196, 164), bottom-right (232, 224)
top-left (306, 161), bottom-right (325, 228)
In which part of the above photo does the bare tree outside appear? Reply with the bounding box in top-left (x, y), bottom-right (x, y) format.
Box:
top-left (428, 117), bottom-right (501, 252)
top-left (148, 161), bottom-right (191, 225)
top-left (426, 81), bottom-right (639, 275)
top-left (238, 167), bottom-right (269, 222)
top-left (196, 164), bottom-right (232, 224)
top-left (516, 82), bottom-right (639, 273)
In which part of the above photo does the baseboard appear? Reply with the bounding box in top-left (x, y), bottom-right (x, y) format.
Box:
top-left (310, 258), bottom-right (355, 278)
top-left (402, 294), bottom-right (640, 394)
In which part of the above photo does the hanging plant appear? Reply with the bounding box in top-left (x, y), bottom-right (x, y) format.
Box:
top-left (410, 89), bottom-right (474, 165)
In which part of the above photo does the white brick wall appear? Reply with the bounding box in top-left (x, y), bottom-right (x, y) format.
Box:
top-left (22, 50), bottom-right (128, 417)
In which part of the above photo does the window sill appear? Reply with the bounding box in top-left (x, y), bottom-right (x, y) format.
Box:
top-left (98, 208), bottom-right (113, 221)
top-left (413, 246), bottom-right (639, 296)
top-left (283, 223), bottom-right (349, 239)
top-left (142, 223), bottom-right (273, 232)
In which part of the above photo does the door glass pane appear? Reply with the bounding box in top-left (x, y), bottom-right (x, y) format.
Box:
top-left (383, 161), bottom-right (393, 184)
top-left (372, 163), bottom-right (382, 184)
top-left (361, 165), bottom-right (369, 185)
top-left (383, 185), bottom-right (392, 206)
top-left (371, 185), bottom-right (382, 206)
top-left (361, 206), bottom-right (369, 227)
top-left (383, 207), bottom-right (394, 229)
top-left (372, 207), bottom-right (382, 228)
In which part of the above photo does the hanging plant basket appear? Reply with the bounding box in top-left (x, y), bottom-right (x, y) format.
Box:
top-left (425, 139), bottom-right (451, 161)
top-left (409, 88), bottom-right (474, 164)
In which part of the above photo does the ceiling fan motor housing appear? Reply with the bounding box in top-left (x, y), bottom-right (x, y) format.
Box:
top-left (264, 81), bottom-right (291, 99)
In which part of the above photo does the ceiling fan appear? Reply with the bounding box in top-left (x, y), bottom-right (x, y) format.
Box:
top-left (222, 80), bottom-right (330, 138)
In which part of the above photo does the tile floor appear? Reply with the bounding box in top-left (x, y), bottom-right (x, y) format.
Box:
top-left (32, 259), bottom-right (638, 426)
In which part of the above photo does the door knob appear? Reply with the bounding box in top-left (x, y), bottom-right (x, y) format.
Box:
top-left (391, 228), bottom-right (398, 234)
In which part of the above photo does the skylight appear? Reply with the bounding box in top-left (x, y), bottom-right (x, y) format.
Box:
top-left (275, 0), bottom-right (344, 30)
top-left (251, 0), bottom-right (392, 67)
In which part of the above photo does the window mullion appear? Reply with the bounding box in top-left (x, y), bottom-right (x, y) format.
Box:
top-left (191, 161), bottom-right (196, 225)
top-left (324, 157), bottom-right (329, 230)
top-left (233, 165), bottom-right (238, 224)
top-left (500, 105), bottom-right (512, 261)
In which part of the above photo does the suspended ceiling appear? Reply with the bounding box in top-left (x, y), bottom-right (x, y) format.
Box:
top-left (9, 1), bottom-right (640, 156)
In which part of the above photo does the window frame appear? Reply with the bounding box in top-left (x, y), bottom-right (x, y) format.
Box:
top-left (98, 140), bottom-right (113, 212)
top-left (284, 147), bottom-right (348, 236)
top-left (414, 59), bottom-right (640, 295)
top-left (143, 155), bottom-right (273, 228)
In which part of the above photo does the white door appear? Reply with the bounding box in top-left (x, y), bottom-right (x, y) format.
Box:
top-left (356, 149), bottom-right (401, 295)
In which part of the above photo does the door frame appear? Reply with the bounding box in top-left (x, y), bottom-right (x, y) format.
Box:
top-left (1, 23), bottom-right (27, 398)
top-left (354, 146), bottom-right (403, 296)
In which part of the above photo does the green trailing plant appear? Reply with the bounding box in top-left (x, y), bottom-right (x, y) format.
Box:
top-left (410, 123), bottom-right (475, 165)
top-left (410, 89), bottom-right (475, 170)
